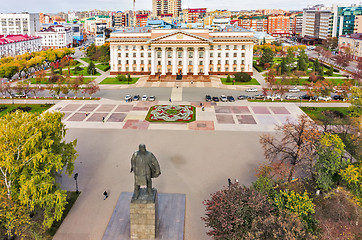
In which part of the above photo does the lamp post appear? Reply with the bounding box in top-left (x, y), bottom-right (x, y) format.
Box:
top-left (73, 173), bottom-right (79, 194)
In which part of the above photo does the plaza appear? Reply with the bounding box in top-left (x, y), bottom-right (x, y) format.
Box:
top-left (50, 99), bottom-right (305, 239)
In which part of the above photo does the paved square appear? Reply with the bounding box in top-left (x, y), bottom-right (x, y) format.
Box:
top-left (236, 115), bottom-right (257, 124)
top-left (214, 106), bottom-right (232, 113)
top-left (87, 113), bottom-right (108, 122)
top-left (107, 113), bottom-right (127, 122)
top-left (216, 114), bottom-right (235, 124)
top-left (231, 106), bottom-right (250, 114)
top-left (255, 115), bottom-right (278, 125)
top-left (251, 106), bottom-right (271, 114)
top-left (277, 115), bottom-right (297, 124)
top-left (61, 112), bottom-right (72, 120)
top-left (61, 104), bottom-right (82, 111)
top-left (270, 107), bottom-right (290, 114)
top-left (79, 104), bottom-right (99, 112)
top-left (67, 113), bottom-right (87, 121)
top-left (114, 105), bottom-right (133, 112)
top-left (123, 120), bottom-right (150, 130)
top-left (96, 104), bottom-right (117, 112)
top-left (188, 121), bottom-right (214, 130)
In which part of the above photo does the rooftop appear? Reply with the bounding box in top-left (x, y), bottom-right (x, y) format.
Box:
top-left (0, 34), bottom-right (41, 45)
top-left (340, 33), bottom-right (362, 39)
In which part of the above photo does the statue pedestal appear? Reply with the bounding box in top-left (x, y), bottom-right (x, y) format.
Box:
top-left (130, 188), bottom-right (158, 240)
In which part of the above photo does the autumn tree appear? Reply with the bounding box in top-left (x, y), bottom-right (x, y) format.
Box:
top-left (0, 111), bottom-right (77, 234)
top-left (260, 115), bottom-right (321, 181)
top-left (85, 81), bottom-right (100, 99)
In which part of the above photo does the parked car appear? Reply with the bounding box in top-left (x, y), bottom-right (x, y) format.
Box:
top-left (125, 95), bottom-right (132, 101)
top-left (333, 88), bottom-right (345, 93)
top-left (266, 94), bottom-right (281, 100)
top-left (220, 95), bottom-right (228, 102)
top-left (285, 95), bottom-right (298, 100)
top-left (133, 95), bottom-right (140, 101)
top-left (227, 96), bottom-right (235, 102)
top-left (142, 95), bottom-right (148, 101)
top-left (246, 88), bottom-right (258, 92)
top-left (289, 87), bottom-right (300, 92)
top-left (333, 95), bottom-right (344, 101)
top-left (149, 96), bottom-right (155, 101)
top-left (299, 94), bottom-right (316, 100)
top-left (212, 96), bottom-right (219, 102)
top-left (205, 95), bottom-right (212, 102)
top-left (237, 95), bottom-right (249, 100)
top-left (254, 94), bottom-right (265, 100)
top-left (318, 96), bottom-right (332, 101)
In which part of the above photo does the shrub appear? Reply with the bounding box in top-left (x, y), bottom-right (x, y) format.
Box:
top-left (0, 106), bottom-right (7, 112)
top-left (9, 106), bottom-right (32, 113)
top-left (234, 72), bottom-right (252, 82)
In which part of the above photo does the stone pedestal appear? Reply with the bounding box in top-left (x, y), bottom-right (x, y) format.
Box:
top-left (130, 188), bottom-right (158, 240)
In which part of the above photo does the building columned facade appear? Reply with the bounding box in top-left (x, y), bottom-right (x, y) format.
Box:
top-left (108, 28), bottom-right (254, 76)
top-left (339, 33), bottom-right (362, 61)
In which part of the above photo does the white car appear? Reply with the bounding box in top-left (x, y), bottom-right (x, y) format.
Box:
top-left (142, 95), bottom-right (148, 101)
top-left (246, 88), bottom-right (258, 92)
top-left (289, 87), bottom-right (300, 92)
top-left (149, 96), bottom-right (155, 101)
top-left (285, 95), bottom-right (298, 100)
top-left (125, 95), bottom-right (132, 101)
top-left (318, 96), bottom-right (332, 101)
top-left (220, 95), bottom-right (228, 102)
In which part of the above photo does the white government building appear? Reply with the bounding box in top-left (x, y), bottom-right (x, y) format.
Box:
top-left (108, 27), bottom-right (254, 80)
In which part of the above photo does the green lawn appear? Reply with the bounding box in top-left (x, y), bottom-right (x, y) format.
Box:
top-left (300, 107), bottom-right (350, 124)
top-left (95, 63), bottom-right (110, 71)
top-left (220, 78), bottom-right (260, 85)
top-left (30, 77), bottom-right (93, 84)
top-left (0, 104), bottom-right (53, 117)
top-left (80, 57), bottom-right (102, 64)
top-left (70, 68), bottom-right (101, 76)
top-left (274, 78), bottom-right (351, 86)
top-left (100, 77), bottom-right (139, 84)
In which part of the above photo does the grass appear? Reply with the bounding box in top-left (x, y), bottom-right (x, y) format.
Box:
top-left (70, 68), bottom-right (101, 76)
top-left (0, 104), bottom-right (53, 117)
top-left (80, 57), bottom-right (102, 64)
top-left (300, 107), bottom-right (350, 124)
top-left (30, 77), bottom-right (94, 84)
top-left (100, 77), bottom-right (139, 84)
top-left (220, 78), bottom-right (260, 85)
top-left (95, 63), bottom-right (110, 71)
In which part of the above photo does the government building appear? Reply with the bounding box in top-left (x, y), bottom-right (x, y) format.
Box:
top-left (108, 27), bottom-right (255, 81)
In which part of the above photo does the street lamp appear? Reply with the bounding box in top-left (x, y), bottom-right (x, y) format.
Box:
top-left (73, 173), bottom-right (79, 194)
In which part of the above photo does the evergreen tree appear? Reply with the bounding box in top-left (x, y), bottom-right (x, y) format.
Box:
top-left (260, 48), bottom-right (275, 67)
top-left (327, 66), bottom-right (334, 76)
top-left (87, 61), bottom-right (96, 75)
top-left (280, 58), bottom-right (289, 74)
top-left (286, 48), bottom-right (295, 64)
top-left (297, 57), bottom-right (307, 72)
top-left (313, 59), bottom-right (323, 76)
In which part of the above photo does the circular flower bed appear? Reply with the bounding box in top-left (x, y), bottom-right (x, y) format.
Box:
top-left (145, 105), bottom-right (195, 123)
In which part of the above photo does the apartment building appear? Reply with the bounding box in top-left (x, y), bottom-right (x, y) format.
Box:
top-left (36, 25), bottom-right (73, 49)
top-left (354, 15), bottom-right (362, 33)
top-left (0, 13), bottom-right (40, 35)
top-left (339, 33), bottom-right (362, 60)
top-left (302, 6), bottom-right (333, 39)
top-left (267, 15), bottom-right (290, 37)
top-left (0, 34), bottom-right (42, 57)
top-left (152, 0), bottom-right (181, 18)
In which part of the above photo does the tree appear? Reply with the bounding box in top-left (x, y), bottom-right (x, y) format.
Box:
top-left (326, 66), bottom-right (334, 76)
top-left (313, 59), bottom-right (323, 76)
top-left (61, 85), bottom-right (71, 99)
top-left (73, 66), bottom-right (83, 73)
top-left (313, 79), bottom-right (333, 98)
top-left (297, 56), bottom-right (308, 72)
top-left (280, 58), bottom-right (289, 74)
top-left (340, 163), bottom-right (362, 205)
top-left (85, 81), bottom-right (100, 99)
top-left (127, 73), bottom-right (131, 84)
top-left (315, 133), bottom-right (347, 192)
top-left (86, 43), bottom-right (96, 57)
top-left (286, 48), bottom-right (295, 64)
top-left (260, 48), bottom-right (275, 67)
top-left (116, 74), bottom-right (127, 82)
top-left (226, 74), bottom-right (231, 83)
top-left (87, 61), bottom-right (96, 75)
top-left (259, 115), bottom-right (320, 181)
top-left (0, 111), bottom-right (77, 229)
top-left (234, 72), bottom-right (251, 82)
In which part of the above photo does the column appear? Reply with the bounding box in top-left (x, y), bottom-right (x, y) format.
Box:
top-left (213, 47), bottom-right (217, 72)
top-left (221, 46), bottom-right (225, 72)
top-left (204, 47), bottom-right (209, 75)
top-left (144, 48), bottom-right (148, 72)
top-left (193, 47), bottom-right (199, 75)
top-left (136, 46), bottom-right (141, 72)
top-left (237, 49), bottom-right (241, 72)
top-left (121, 48), bottom-right (126, 72)
top-left (172, 47), bottom-right (177, 75)
top-left (150, 47), bottom-right (155, 75)
top-left (182, 47), bottom-right (187, 75)
top-left (129, 48), bottom-right (133, 72)
top-left (161, 47), bottom-right (166, 75)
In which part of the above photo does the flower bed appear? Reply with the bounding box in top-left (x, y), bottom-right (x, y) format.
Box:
top-left (145, 105), bottom-right (196, 123)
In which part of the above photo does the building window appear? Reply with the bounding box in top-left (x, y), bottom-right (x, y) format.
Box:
top-left (126, 60), bottom-right (129, 64)
top-left (126, 53), bottom-right (129, 57)
top-left (199, 61), bottom-right (203, 65)
top-left (126, 67), bottom-right (129, 71)
top-left (199, 52), bottom-right (203, 58)
top-left (158, 61), bottom-right (161, 65)
top-left (125, 45), bottom-right (129, 50)
top-left (210, 45), bottom-right (214, 50)
top-left (210, 67), bottom-right (213, 72)
top-left (178, 61), bottom-right (182, 65)
top-left (234, 45), bottom-right (237, 50)
top-left (133, 53), bottom-right (136, 57)
top-left (217, 53), bottom-right (221, 57)
top-left (241, 53), bottom-right (245, 57)
top-left (242, 45), bottom-right (245, 50)
top-left (218, 45), bottom-right (221, 50)
top-left (241, 60), bottom-right (244, 64)
top-left (189, 52), bottom-right (193, 58)
top-left (226, 60), bottom-right (229, 64)
top-left (189, 61), bottom-right (192, 65)
top-left (210, 52), bottom-right (213, 57)
top-left (226, 67), bottom-right (229, 72)
top-left (158, 69), bottom-right (161, 73)
top-left (157, 52), bottom-right (161, 58)
top-left (226, 45), bottom-right (229, 50)
top-left (168, 68), bottom-right (171, 73)
top-left (167, 52), bottom-right (172, 58)
top-left (118, 60), bottom-right (121, 64)
top-left (148, 60), bottom-right (151, 64)
top-left (217, 67), bottom-right (221, 71)
top-left (141, 53), bottom-right (144, 57)
top-left (141, 60), bottom-right (144, 64)
top-left (233, 53), bottom-right (237, 57)
top-left (148, 53), bottom-right (151, 57)
top-left (133, 46), bottom-right (136, 50)
top-left (118, 53), bottom-right (122, 57)
top-left (226, 53), bottom-right (229, 57)
top-left (189, 68), bottom-right (192, 72)
top-left (218, 60), bottom-right (221, 64)
top-left (133, 60), bottom-right (136, 64)
top-left (141, 46), bottom-right (144, 50)
top-left (178, 52), bottom-right (182, 58)
top-left (210, 60), bottom-right (213, 64)
top-left (233, 60), bottom-right (237, 64)
top-left (233, 67), bottom-right (236, 71)
top-left (168, 61), bottom-right (171, 65)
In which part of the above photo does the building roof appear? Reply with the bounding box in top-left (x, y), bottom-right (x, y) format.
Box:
top-left (0, 34), bottom-right (41, 45)
top-left (340, 33), bottom-right (362, 40)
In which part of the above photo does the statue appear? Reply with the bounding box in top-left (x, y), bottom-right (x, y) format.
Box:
top-left (130, 144), bottom-right (161, 200)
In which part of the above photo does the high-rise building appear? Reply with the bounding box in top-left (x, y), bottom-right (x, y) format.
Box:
top-left (302, 5), bottom-right (333, 40)
top-left (0, 13), bottom-right (40, 36)
top-left (152, 0), bottom-right (181, 18)
top-left (354, 15), bottom-right (362, 33)
top-left (336, 6), bottom-right (362, 37)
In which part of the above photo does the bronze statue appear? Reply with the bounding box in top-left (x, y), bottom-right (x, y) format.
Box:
top-left (130, 144), bottom-right (161, 200)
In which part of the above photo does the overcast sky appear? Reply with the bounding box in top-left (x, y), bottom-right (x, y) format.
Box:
top-left (0, 0), bottom-right (361, 14)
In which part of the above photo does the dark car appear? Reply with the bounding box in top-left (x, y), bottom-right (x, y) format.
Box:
top-left (212, 96), bottom-right (219, 102)
top-left (299, 94), bottom-right (316, 100)
top-left (227, 96), bottom-right (235, 102)
top-left (205, 95), bottom-right (212, 102)
top-left (333, 95), bottom-right (344, 100)
top-left (133, 95), bottom-right (140, 101)
top-left (238, 95), bottom-right (249, 100)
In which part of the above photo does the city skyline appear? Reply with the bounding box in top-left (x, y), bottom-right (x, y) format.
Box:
top-left (1, 0), bottom-right (360, 14)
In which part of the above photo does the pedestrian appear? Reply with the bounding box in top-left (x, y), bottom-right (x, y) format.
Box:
top-left (199, 102), bottom-right (203, 107)
top-left (169, 98), bottom-right (171, 102)
top-left (176, 85), bottom-right (178, 89)
top-left (202, 106), bottom-right (205, 111)
top-left (103, 191), bottom-right (108, 200)
top-left (102, 116), bottom-right (105, 122)
top-left (191, 80), bottom-right (193, 84)
top-left (85, 112), bottom-right (88, 117)
top-left (228, 178), bottom-right (231, 189)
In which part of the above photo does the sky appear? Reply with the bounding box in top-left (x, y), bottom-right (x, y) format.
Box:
top-left (0, 0), bottom-right (361, 13)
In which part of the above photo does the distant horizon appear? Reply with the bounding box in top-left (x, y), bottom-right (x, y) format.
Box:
top-left (0, 0), bottom-right (360, 15)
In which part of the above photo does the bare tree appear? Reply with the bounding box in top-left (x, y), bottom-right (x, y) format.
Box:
top-left (259, 115), bottom-right (321, 181)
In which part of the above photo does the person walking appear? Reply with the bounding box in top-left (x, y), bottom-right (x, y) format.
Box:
top-left (103, 191), bottom-right (108, 200)
top-left (169, 98), bottom-right (172, 102)
top-left (102, 117), bottom-right (105, 122)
